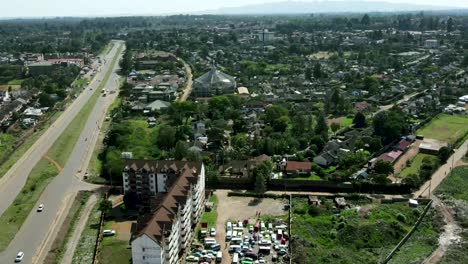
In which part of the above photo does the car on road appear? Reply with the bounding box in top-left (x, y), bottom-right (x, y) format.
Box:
top-left (15, 252), bottom-right (24, 262)
top-left (37, 204), bottom-right (44, 212)
top-left (210, 227), bottom-right (216, 236)
top-left (102, 229), bottom-right (116, 236)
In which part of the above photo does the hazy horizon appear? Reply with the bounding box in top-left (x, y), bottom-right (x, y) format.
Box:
top-left (1, 0), bottom-right (468, 18)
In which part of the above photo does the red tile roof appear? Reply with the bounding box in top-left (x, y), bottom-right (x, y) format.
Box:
top-left (286, 161), bottom-right (312, 171)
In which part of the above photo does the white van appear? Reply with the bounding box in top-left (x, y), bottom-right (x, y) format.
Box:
top-left (232, 252), bottom-right (239, 264)
top-left (226, 221), bottom-right (232, 231)
top-left (226, 230), bottom-right (233, 241)
top-left (216, 251), bottom-right (222, 263)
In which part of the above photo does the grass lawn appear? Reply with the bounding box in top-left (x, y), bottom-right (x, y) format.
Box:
top-left (98, 238), bottom-right (131, 264)
top-left (0, 158), bottom-right (58, 251)
top-left (98, 220), bottom-right (131, 264)
top-left (417, 114), bottom-right (468, 144)
top-left (7, 79), bottom-right (23, 85)
top-left (340, 117), bottom-right (353, 127)
top-left (0, 133), bottom-right (15, 157)
top-left (200, 195), bottom-right (218, 227)
top-left (400, 153), bottom-right (439, 178)
top-left (290, 198), bottom-right (439, 264)
top-left (294, 174), bottom-right (322, 181)
top-left (72, 202), bottom-right (101, 263)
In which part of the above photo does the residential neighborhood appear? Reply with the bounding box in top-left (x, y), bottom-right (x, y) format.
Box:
top-left (0, 2), bottom-right (467, 264)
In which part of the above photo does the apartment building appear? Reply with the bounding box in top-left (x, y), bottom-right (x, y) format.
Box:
top-left (124, 160), bottom-right (205, 264)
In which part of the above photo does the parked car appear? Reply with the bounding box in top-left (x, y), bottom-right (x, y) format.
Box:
top-left (210, 227), bottom-right (216, 237)
top-left (186, 255), bottom-right (199, 262)
top-left (37, 204), bottom-right (44, 212)
top-left (102, 230), bottom-right (116, 236)
top-left (15, 252), bottom-right (24, 262)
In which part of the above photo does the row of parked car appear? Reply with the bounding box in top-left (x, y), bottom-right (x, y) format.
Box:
top-left (226, 220), bottom-right (289, 264)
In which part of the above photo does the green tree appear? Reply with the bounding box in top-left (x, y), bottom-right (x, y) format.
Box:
top-left (447, 17), bottom-right (454, 32)
top-left (373, 110), bottom-right (407, 144)
top-left (361, 14), bottom-right (371, 25)
top-left (313, 63), bottom-right (322, 79)
top-left (438, 146), bottom-right (452, 163)
top-left (353, 112), bottom-right (366, 128)
top-left (374, 160), bottom-right (394, 175)
top-left (315, 113), bottom-right (329, 141)
top-left (305, 67), bottom-right (312, 80)
top-left (38, 93), bottom-right (54, 107)
top-left (99, 199), bottom-right (113, 215)
top-left (157, 125), bottom-right (176, 150)
top-left (253, 161), bottom-right (272, 195)
top-left (173, 141), bottom-right (188, 160)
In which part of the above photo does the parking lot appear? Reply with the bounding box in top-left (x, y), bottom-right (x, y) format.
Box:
top-left (185, 190), bottom-right (290, 264)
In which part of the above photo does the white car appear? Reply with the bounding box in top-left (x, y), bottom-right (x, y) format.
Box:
top-left (102, 230), bottom-right (116, 236)
top-left (15, 252), bottom-right (24, 262)
top-left (37, 204), bottom-right (44, 212)
top-left (210, 228), bottom-right (216, 237)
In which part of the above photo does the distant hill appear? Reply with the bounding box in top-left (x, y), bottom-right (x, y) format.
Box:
top-left (198, 1), bottom-right (462, 15)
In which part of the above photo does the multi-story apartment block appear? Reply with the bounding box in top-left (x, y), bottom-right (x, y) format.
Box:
top-left (123, 160), bottom-right (205, 264)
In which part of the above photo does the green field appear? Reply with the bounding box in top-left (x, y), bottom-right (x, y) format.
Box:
top-left (291, 198), bottom-right (439, 264)
top-left (200, 195), bottom-right (218, 227)
top-left (400, 153), bottom-right (439, 178)
top-left (417, 114), bottom-right (468, 144)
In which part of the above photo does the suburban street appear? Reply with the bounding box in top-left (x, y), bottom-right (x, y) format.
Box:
top-left (0, 40), bottom-right (125, 264)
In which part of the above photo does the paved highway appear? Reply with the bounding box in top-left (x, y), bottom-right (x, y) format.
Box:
top-left (0, 40), bottom-right (124, 264)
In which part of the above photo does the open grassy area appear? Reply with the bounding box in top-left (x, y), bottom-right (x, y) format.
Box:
top-left (0, 133), bottom-right (15, 157)
top-left (389, 209), bottom-right (441, 264)
top-left (72, 202), bottom-right (101, 263)
top-left (45, 191), bottom-right (91, 264)
top-left (0, 84), bottom-right (21, 91)
top-left (341, 117), bottom-right (353, 127)
top-left (294, 174), bottom-right (322, 180)
top-left (436, 166), bottom-right (468, 201)
top-left (200, 194), bottom-right (218, 227)
top-left (290, 198), bottom-right (438, 264)
top-left (98, 220), bottom-right (132, 264)
top-left (400, 153), bottom-right (439, 178)
top-left (0, 158), bottom-right (58, 251)
top-left (98, 238), bottom-right (131, 264)
top-left (7, 79), bottom-right (23, 85)
top-left (417, 114), bottom-right (468, 144)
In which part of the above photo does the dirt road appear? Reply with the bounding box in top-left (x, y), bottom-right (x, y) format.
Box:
top-left (178, 59), bottom-right (193, 102)
top-left (61, 194), bottom-right (99, 264)
top-left (423, 197), bottom-right (460, 264)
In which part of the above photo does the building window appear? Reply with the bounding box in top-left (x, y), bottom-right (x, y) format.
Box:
top-left (142, 256), bottom-right (145, 260)
top-left (142, 247), bottom-right (145, 252)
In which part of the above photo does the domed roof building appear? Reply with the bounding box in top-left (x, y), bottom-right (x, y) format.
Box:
top-left (193, 66), bottom-right (236, 97)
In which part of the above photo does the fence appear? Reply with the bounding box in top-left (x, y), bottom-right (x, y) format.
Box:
top-left (92, 195), bottom-right (107, 264)
top-left (382, 199), bottom-right (433, 263)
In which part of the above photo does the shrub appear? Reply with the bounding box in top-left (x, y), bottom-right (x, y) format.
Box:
top-left (329, 229), bottom-right (337, 239)
top-left (337, 222), bottom-right (346, 230)
top-left (308, 206), bottom-right (322, 216)
top-left (396, 213), bottom-right (407, 223)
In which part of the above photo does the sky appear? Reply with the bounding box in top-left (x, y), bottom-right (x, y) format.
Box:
top-left (0, 0), bottom-right (467, 18)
